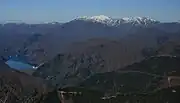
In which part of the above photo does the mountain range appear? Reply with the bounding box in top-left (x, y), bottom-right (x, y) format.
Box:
top-left (0, 15), bottom-right (180, 103)
top-left (75, 15), bottom-right (160, 26)
top-left (1, 16), bottom-right (180, 65)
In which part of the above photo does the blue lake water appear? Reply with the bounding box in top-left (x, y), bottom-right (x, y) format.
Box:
top-left (5, 60), bottom-right (34, 70)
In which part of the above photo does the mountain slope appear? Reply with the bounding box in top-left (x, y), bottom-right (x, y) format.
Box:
top-left (0, 18), bottom-right (179, 65)
top-left (0, 61), bottom-right (51, 103)
top-left (120, 56), bottom-right (180, 76)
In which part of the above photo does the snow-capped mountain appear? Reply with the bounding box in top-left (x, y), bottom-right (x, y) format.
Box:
top-left (77, 15), bottom-right (112, 22)
top-left (75, 15), bottom-right (160, 26)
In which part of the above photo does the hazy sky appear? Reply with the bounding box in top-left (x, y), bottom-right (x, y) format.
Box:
top-left (0, 0), bottom-right (180, 23)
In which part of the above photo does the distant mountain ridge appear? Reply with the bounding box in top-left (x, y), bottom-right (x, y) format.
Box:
top-left (1, 15), bottom-right (180, 26)
top-left (75, 15), bottom-right (160, 26)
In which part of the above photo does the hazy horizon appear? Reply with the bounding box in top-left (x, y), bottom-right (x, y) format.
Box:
top-left (0, 0), bottom-right (180, 23)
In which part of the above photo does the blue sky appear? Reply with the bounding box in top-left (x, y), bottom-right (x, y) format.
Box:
top-left (0, 0), bottom-right (180, 23)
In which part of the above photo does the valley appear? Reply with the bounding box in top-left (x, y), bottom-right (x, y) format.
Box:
top-left (0, 16), bottom-right (180, 103)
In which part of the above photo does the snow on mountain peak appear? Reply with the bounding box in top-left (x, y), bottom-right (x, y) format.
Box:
top-left (75, 15), bottom-right (159, 26)
top-left (121, 17), bottom-right (157, 22)
top-left (77, 15), bottom-right (111, 22)
top-left (121, 17), bottom-right (132, 21)
top-left (90, 15), bottom-right (111, 21)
